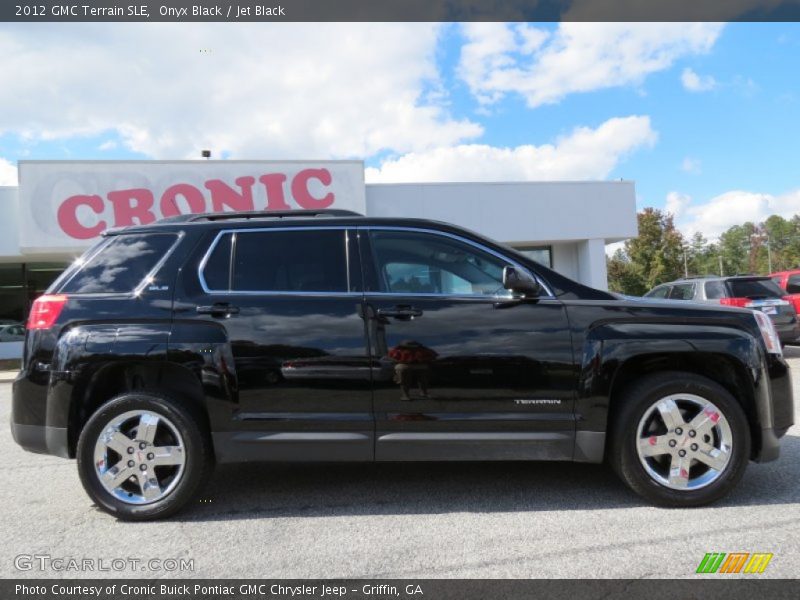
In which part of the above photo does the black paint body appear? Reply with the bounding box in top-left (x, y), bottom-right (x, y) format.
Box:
top-left (10, 214), bottom-right (794, 466)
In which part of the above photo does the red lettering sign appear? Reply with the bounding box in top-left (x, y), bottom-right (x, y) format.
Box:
top-left (54, 168), bottom-right (340, 240)
top-left (57, 194), bottom-right (107, 239)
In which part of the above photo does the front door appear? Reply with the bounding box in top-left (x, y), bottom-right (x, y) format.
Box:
top-left (360, 227), bottom-right (576, 461)
top-left (175, 225), bottom-right (373, 462)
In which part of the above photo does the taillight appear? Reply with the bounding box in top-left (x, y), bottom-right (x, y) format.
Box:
top-left (752, 310), bottom-right (782, 356)
top-left (27, 294), bottom-right (68, 330)
top-left (720, 297), bottom-right (749, 308)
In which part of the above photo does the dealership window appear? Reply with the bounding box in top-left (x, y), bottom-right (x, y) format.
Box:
top-left (0, 262), bottom-right (70, 325)
top-left (514, 246), bottom-right (552, 268)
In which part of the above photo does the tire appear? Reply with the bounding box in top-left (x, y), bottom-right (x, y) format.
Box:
top-left (77, 392), bottom-right (213, 521)
top-left (609, 371), bottom-right (750, 507)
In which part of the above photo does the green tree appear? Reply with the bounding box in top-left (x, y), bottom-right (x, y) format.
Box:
top-left (624, 208), bottom-right (685, 293)
top-left (607, 248), bottom-right (645, 295)
top-left (718, 223), bottom-right (756, 276)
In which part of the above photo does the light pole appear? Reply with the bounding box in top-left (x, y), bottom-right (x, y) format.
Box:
top-left (750, 233), bottom-right (773, 274)
top-left (766, 235), bottom-right (773, 274)
top-left (682, 246), bottom-right (689, 278)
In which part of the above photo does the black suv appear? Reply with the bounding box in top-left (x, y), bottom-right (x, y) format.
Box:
top-left (11, 210), bottom-right (794, 519)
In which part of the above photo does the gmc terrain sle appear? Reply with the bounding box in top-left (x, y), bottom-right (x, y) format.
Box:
top-left (11, 210), bottom-right (794, 520)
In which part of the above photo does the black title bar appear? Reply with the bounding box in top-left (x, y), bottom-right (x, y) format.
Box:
top-left (5, 579), bottom-right (800, 600)
top-left (3, 0), bottom-right (800, 22)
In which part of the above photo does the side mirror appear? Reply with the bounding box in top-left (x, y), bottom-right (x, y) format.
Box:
top-left (502, 266), bottom-right (542, 297)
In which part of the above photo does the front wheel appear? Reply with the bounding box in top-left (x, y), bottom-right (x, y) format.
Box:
top-left (77, 392), bottom-right (213, 520)
top-left (609, 372), bottom-right (751, 507)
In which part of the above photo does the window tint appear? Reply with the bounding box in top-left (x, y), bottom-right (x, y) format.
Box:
top-left (202, 233), bottom-right (233, 291)
top-left (202, 229), bottom-right (348, 293)
top-left (704, 280), bottom-right (726, 299)
top-left (787, 275), bottom-right (800, 294)
top-left (645, 286), bottom-right (670, 299)
top-left (669, 283), bottom-right (695, 300)
top-left (727, 278), bottom-right (784, 299)
top-left (60, 233), bottom-right (177, 294)
top-left (370, 230), bottom-right (509, 296)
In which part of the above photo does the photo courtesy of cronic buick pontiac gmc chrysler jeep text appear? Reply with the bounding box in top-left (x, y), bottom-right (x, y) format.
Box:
top-left (10, 210), bottom-right (795, 520)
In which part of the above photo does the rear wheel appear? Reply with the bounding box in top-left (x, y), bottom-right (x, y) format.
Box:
top-left (77, 392), bottom-right (213, 520)
top-left (609, 372), bottom-right (750, 507)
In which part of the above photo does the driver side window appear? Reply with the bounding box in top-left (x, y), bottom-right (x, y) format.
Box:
top-left (369, 229), bottom-right (511, 297)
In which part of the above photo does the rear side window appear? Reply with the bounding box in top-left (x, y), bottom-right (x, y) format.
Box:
top-left (60, 233), bottom-right (178, 294)
top-left (787, 275), bottom-right (800, 294)
top-left (669, 283), bottom-right (695, 300)
top-left (645, 286), bottom-right (670, 299)
top-left (201, 229), bottom-right (348, 293)
top-left (704, 280), bottom-right (726, 299)
top-left (727, 278), bottom-right (785, 299)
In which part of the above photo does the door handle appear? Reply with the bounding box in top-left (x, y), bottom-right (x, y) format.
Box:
top-left (196, 303), bottom-right (240, 316)
top-left (377, 306), bottom-right (423, 320)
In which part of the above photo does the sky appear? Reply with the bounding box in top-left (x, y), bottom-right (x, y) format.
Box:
top-left (0, 22), bottom-right (798, 243)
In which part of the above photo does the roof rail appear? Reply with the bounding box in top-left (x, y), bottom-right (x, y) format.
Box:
top-left (185, 209), bottom-right (364, 223)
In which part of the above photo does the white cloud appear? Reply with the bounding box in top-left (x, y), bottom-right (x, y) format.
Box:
top-left (668, 189), bottom-right (800, 239)
top-left (458, 23), bottom-right (723, 107)
top-left (366, 115), bottom-right (656, 183)
top-left (98, 140), bottom-right (117, 151)
top-left (0, 23), bottom-right (481, 159)
top-left (680, 157), bottom-right (702, 174)
top-left (666, 191), bottom-right (692, 217)
top-left (0, 158), bottom-right (17, 186)
top-left (681, 67), bottom-right (717, 92)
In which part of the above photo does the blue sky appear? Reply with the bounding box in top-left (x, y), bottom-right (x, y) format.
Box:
top-left (1, 22), bottom-right (798, 240)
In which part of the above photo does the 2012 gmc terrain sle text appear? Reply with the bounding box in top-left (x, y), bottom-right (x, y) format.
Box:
top-left (10, 210), bottom-right (794, 520)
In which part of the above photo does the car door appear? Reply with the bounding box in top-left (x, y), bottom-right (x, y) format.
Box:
top-left (359, 226), bottom-right (576, 461)
top-left (174, 225), bottom-right (374, 462)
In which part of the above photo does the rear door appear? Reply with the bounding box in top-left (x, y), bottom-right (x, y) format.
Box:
top-left (360, 226), bottom-right (576, 462)
top-left (173, 225), bottom-right (374, 462)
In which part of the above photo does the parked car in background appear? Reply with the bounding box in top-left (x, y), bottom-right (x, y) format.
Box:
top-left (770, 269), bottom-right (800, 314)
top-left (0, 323), bottom-right (25, 342)
top-left (644, 276), bottom-right (800, 344)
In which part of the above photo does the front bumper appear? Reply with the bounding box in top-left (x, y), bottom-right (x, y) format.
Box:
top-left (753, 353), bottom-right (794, 462)
top-left (10, 422), bottom-right (70, 458)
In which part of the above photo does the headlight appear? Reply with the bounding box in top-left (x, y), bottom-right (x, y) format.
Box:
top-left (752, 310), bottom-right (782, 356)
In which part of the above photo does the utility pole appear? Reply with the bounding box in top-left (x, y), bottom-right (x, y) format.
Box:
top-left (683, 247), bottom-right (689, 278)
top-left (718, 254), bottom-right (723, 276)
top-left (766, 235), bottom-right (773, 274)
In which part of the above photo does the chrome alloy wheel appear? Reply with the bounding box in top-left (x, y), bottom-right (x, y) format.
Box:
top-left (93, 410), bottom-right (186, 505)
top-left (636, 393), bottom-right (733, 490)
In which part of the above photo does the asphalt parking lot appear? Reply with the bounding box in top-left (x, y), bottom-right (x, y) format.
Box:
top-left (1, 352), bottom-right (799, 580)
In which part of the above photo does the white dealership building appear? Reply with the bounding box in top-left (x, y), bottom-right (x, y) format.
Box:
top-left (0, 160), bottom-right (637, 356)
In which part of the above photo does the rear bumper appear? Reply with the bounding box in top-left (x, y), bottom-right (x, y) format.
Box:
top-left (10, 371), bottom-right (72, 459)
top-left (775, 322), bottom-right (800, 344)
